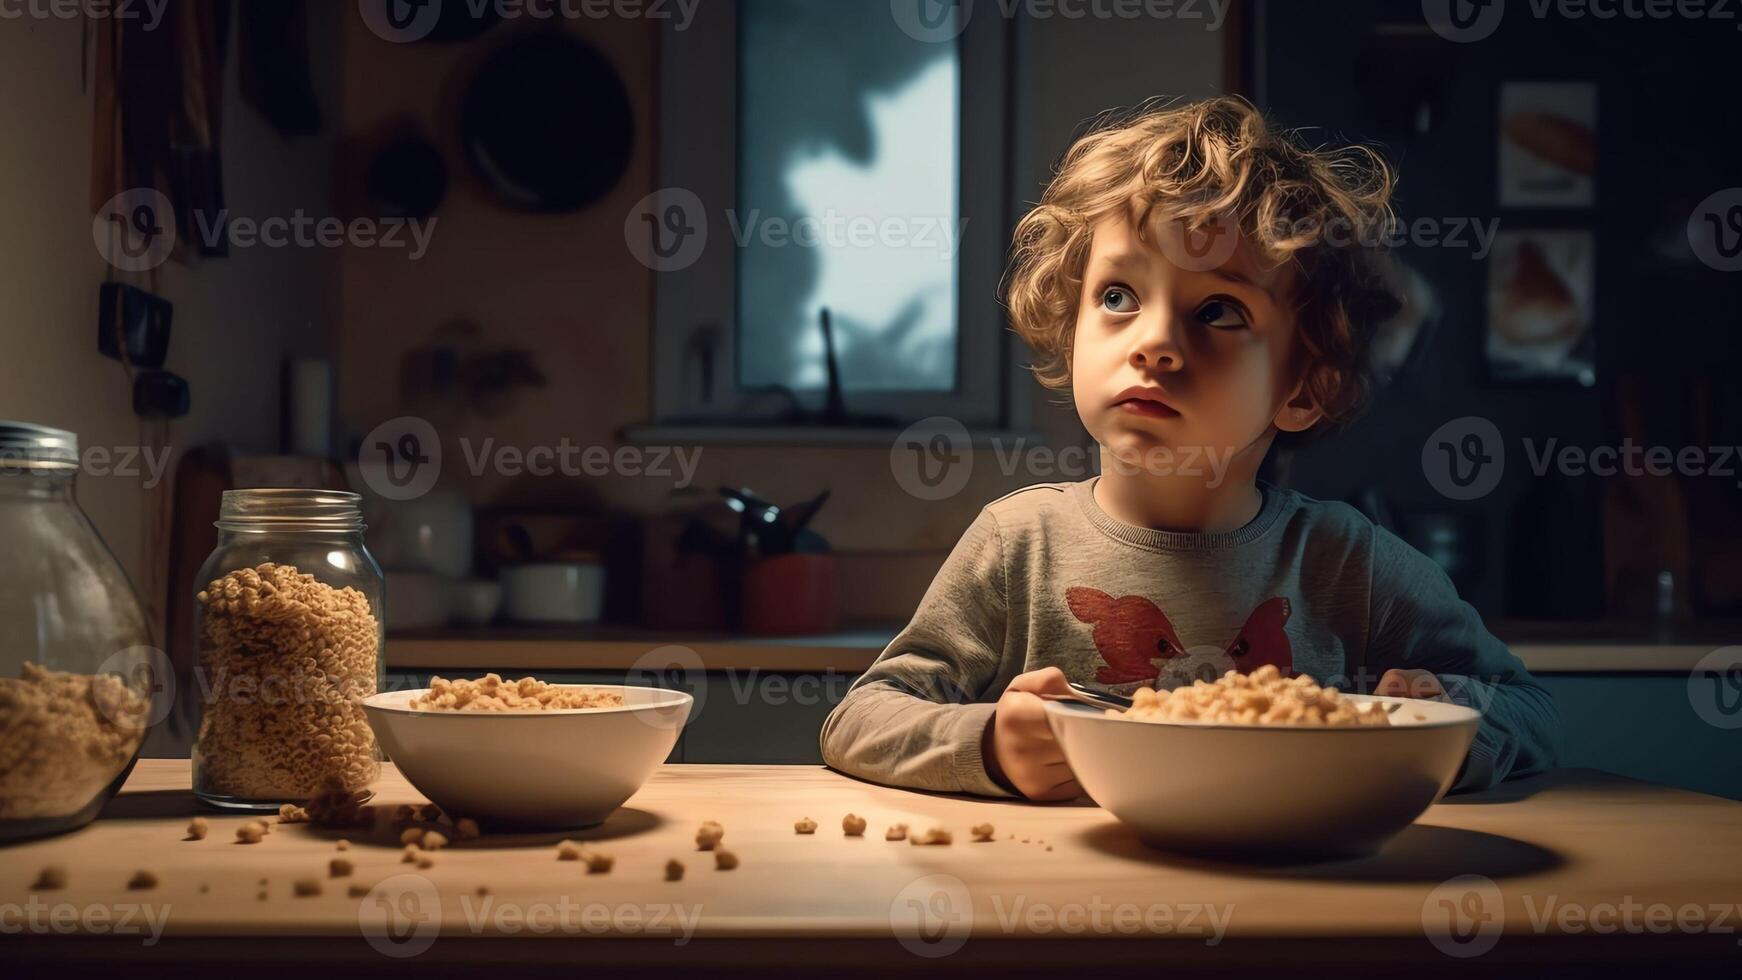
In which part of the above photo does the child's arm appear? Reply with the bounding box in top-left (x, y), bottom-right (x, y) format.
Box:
top-left (819, 508), bottom-right (1015, 797)
top-left (1367, 526), bottom-right (1561, 791)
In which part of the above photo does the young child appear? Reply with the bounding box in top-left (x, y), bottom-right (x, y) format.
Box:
top-left (819, 96), bottom-right (1558, 801)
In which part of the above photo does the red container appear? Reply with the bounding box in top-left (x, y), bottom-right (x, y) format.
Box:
top-left (740, 553), bottom-right (839, 635)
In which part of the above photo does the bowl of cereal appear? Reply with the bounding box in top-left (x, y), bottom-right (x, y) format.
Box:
top-left (1045, 666), bottom-right (1481, 860)
top-left (363, 674), bottom-right (691, 829)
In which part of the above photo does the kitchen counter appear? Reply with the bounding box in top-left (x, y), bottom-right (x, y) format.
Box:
top-left (384, 620), bottom-right (1736, 674)
top-left (5, 762), bottom-right (1740, 976)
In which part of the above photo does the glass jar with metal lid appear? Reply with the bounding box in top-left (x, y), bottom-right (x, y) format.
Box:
top-left (0, 421), bottom-right (156, 842)
top-left (190, 488), bottom-right (385, 811)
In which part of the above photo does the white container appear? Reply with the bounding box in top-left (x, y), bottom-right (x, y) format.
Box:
top-left (362, 685), bottom-right (690, 829)
top-left (501, 561), bottom-right (604, 623)
top-left (1045, 693), bottom-right (1481, 860)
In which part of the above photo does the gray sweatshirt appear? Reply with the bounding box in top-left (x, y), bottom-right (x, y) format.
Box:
top-left (819, 477), bottom-right (1559, 797)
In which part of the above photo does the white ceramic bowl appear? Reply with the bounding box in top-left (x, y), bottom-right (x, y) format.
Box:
top-left (1045, 693), bottom-right (1481, 860)
top-left (363, 685), bottom-right (690, 830)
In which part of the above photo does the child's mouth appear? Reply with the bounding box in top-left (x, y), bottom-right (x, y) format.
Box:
top-left (1114, 398), bottom-right (1180, 419)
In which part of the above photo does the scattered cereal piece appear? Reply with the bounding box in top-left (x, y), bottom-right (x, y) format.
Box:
top-left (714, 849), bottom-right (739, 870)
top-left (400, 827), bottom-right (426, 847)
top-left (970, 823), bottom-right (994, 842)
top-left (128, 869), bottom-right (159, 890)
top-left (348, 883), bottom-right (371, 898)
top-left (665, 859), bottom-right (684, 882)
top-left (293, 877), bottom-right (321, 897)
top-left (416, 856), bottom-right (434, 869)
top-left (278, 803), bottom-right (310, 824)
top-left (842, 813), bottom-right (866, 836)
top-left (910, 827), bottom-right (952, 846)
top-left (336, 839), bottom-right (350, 851)
top-left (330, 858), bottom-right (354, 878)
top-left (557, 840), bottom-right (583, 861)
top-left (884, 824), bottom-right (908, 841)
top-left (236, 822), bottom-right (266, 844)
top-left (422, 831), bottom-right (449, 852)
top-left (582, 850), bottom-right (614, 874)
top-left (32, 865), bottom-right (67, 890)
top-left (402, 844), bottom-right (421, 863)
top-left (695, 821), bottom-right (724, 851)
top-left (454, 818), bottom-right (481, 841)
top-left (304, 779), bottom-right (374, 828)
top-left (794, 817), bottom-right (817, 834)
top-left (186, 817), bottom-right (209, 840)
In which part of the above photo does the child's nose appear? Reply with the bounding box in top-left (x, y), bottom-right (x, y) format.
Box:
top-left (1126, 309), bottom-right (1185, 372)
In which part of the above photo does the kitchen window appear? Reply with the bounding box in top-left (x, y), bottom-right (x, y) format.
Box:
top-left (643, 0), bottom-right (1022, 438)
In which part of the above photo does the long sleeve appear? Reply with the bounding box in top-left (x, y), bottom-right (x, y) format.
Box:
top-left (819, 507), bottom-right (1016, 797)
top-left (1367, 526), bottom-right (1561, 792)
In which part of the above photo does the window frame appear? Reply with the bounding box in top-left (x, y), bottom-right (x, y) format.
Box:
top-left (650, 0), bottom-right (1021, 431)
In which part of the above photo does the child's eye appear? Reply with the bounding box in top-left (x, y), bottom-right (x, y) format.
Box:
top-left (1197, 298), bottom-right (1249, 330)
top-left (1100, 285), bottom-right (1139, 313)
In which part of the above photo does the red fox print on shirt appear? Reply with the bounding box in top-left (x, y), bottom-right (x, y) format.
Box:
top-left (1065, 587), bottom-right (1294, 687)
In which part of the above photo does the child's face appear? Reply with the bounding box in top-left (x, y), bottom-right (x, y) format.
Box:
top-left (1070, 214), bottom-right (1322, 472)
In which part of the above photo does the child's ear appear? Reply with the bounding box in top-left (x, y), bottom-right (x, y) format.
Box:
top-left (1272, 372), bottom-right (1326, 434)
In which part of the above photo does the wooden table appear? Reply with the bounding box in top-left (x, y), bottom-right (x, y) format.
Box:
top-left (4, 762), bottom-right (1739, 977)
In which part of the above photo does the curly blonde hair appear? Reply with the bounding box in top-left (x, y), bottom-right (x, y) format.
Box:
top-left (1004, 96), bottom-right (1399, 431)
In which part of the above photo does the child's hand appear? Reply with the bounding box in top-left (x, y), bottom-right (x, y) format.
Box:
top-left (983, 667), bottom-right (1084, 801)
top-left (1375, 668), bottom-right (1449, 700)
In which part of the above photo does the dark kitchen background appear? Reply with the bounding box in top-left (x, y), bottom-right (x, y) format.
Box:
top-left (1, 0), bottom-right (1738, 797)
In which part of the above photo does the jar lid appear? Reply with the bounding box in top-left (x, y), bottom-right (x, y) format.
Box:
top-left (0, 420), bottom-right (79, 469)
top-left (217, 488), bottom-right (365, 531)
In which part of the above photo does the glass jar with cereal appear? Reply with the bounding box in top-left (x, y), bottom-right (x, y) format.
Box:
top-left (190, 489), bottom-right (385, 811)
top-left (0, 422), bottom-right (156, 842)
